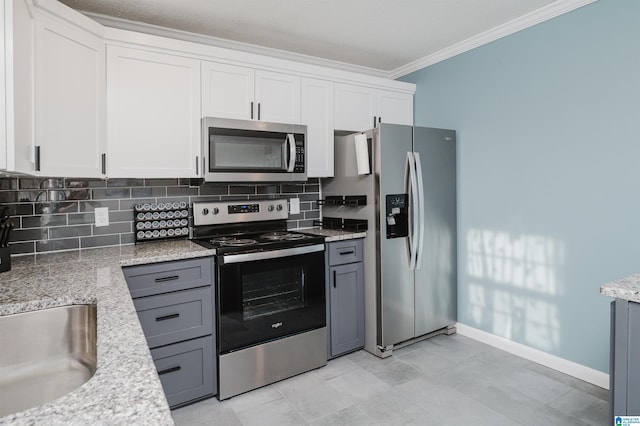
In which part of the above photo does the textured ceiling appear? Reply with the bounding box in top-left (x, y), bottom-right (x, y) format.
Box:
top-left (59, 0), bottom-right (560, 72)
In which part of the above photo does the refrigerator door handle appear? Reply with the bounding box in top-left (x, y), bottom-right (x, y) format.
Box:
top-left (406, 152), bottom-right (419, 270)
top-left (413, 152), bottom-right (426, 269)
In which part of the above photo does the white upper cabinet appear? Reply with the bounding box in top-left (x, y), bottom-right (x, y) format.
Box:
top-left (2, 0), bottom-right (34, 174)
top-left (33, 8), bottom-right (105, 177)
top-left (201, 61), bottom-right (254, 120)
top-left (107, 46), bottom-right (201, 178)
top-left (1, 3), bottom-right (7, 170)
top-left (376, 89), bottom-right (413, 127)
top-left (334, 83), bottom-right (376, 132)
top-left (202, 61), bottom-right (300, 124)
top-left (302, 78), bottom-right (334, 178)
top-left (334, 83), bottom-right (413, 132)
top-left (255, 70), bottom-right (300, 124)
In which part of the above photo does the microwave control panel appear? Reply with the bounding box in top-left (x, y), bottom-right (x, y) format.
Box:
top-left (294, 138), bottom-right (305, 173)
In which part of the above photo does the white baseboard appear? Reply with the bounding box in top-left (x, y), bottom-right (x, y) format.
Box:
top-left (455, 323), bottom-right (609, 390)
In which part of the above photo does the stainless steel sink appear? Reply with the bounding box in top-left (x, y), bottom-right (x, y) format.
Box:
top-left (0, 305), bottom-right (97, 417)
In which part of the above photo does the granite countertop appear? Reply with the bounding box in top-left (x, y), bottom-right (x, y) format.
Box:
top-left (0, 240), bottom-right (215, 425)
top-left (300, 227), bottom-right (366, 242)
top-left (600, 273), bottom-right (640, 303)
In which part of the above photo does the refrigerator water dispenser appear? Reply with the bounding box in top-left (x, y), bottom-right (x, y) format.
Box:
top-left (385, 194), bottom-right (408, 239)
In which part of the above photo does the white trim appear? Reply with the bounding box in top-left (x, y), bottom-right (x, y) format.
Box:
top-left (84, 12), bottom-right (389, 79)
top-left (77, 1), bottom-right (598, 83)
top-left (391, 0), bottom-right (598, 78)
top-left (456, 323), bottom-right (609, 390)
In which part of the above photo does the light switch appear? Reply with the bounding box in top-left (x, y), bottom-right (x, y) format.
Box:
top-left (289, 198), bottom-right (300, 214)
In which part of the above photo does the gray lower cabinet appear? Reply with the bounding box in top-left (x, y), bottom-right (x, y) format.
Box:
top-left (326, 239), bottom-right (365, 358)
top-left (611, 299), bottom-right (640, 417)
top-left (123, 257), bottom-right (216, 408)
top-left (151, 336), bottom-right (215, 408)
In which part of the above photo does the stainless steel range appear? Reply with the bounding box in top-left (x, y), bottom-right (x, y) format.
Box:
top-left (192, 199), bottom-right (327, 400)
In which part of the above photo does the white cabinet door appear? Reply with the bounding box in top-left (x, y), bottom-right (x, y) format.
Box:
top-left (255, 70), bottom-right (300, 124)
top-left (334, 83), bottom-right (376, 132)
top-left (302, 78), bottom-right (333, 178)
top-left (34, 12), bottom-right (105, 177)
top-left (2, 0), bottom-right (34, 174)
top-left (107, 46), bottom-right (201, 178)
top-left (201, 61), bottom-right (254, 120)
top-left (1, 3), bottom-right (7, 170)
top-left (377, 89), bottom-right (413, 126)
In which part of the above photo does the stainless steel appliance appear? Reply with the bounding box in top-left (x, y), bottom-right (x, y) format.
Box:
top-left (323, 124), bottom-right (457, 358)
top-left (202, 117), bottom-right (307, 182)
top-left (192, 199), bottom-right (326, 400)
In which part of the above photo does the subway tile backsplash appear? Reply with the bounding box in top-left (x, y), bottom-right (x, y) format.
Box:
top-left (0, 177), bottom-right (320, 255)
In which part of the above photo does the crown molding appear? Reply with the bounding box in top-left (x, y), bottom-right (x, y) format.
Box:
top-left (391, 0), bottom-right (598, 79)
top-left (83, 12), bottom-right (390, 79)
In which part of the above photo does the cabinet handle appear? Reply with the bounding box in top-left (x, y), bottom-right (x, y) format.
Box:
top-left (339, 250), bottom-right (355, 256)
top-left (101, 153), bottom-right (106, 175)
top-left (333, 270), bottom-right (336, 288)
top-left (258, 103), bottom-right (261, 120)
top-left (195, 156), bottom-right (199, 175)
top-left (373, 116), bottom-right (377, 128)
top-left (378, 116), bottom-right (382, 124)
top-left (35, 146), bottom-right (41, 172)
top-left (154, 275), bottom-right (179, 283)
top-left (156, 313), bottom-right (180, 322)
top-left (158, 365), bottom-right (181, 375)
top-left (250, 101), bottom-right (254, 119)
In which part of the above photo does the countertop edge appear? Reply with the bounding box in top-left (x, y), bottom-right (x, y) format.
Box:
top-left (600, 273), bottom-right (640, 304)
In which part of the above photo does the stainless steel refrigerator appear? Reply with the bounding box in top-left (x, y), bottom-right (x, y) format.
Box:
top-left (323, 124), bottom-right (457, 358)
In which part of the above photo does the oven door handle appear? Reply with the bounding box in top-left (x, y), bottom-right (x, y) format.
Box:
top-left (220, 244), bottom-right (324, 264)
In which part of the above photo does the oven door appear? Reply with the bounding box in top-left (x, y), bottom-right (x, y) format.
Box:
top-left (217, 244), bottom-right (325, 354)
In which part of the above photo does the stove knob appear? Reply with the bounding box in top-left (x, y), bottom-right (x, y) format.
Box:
top-left (268, 205), bottom-right (275, 212)
top-left (213, 207), bottom-right (220, 215)
top-left (202, 208), bottom-right (209, 215)
top-left (276, 204), bottom-right (283, 211)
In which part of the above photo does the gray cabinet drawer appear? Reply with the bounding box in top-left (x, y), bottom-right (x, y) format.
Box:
top-left (327, 239), bottom-right (363, 266)
top-left (151, 336), bottom-right (216, 408)
top-left (124, 257), bottom-right (213, 298)
top-left (134, 287), bottom-right (213, 348)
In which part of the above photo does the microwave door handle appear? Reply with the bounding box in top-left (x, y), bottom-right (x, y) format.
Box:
top-left (286, 133), bottom-right (296, 172)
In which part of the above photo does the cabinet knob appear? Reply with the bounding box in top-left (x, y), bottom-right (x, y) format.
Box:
top-left (202, 208), bottom-right (209, 215)
top-left (276, 204), bottom-right (283, 211)
top-left (213, 207), bottom-right (220, 215)
top-left (268, 205), bottom-right (275, 212)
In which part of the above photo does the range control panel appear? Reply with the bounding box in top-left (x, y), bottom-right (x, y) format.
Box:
top-left (193, 200), bottom-right (288, 226)
top-left (229, 204), bottom-right (260, 214)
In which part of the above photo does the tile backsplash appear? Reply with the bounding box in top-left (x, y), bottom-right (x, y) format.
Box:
top-left (0, 177), bottom-right (320, 255)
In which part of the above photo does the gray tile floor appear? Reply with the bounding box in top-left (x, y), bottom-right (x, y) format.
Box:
top-left (172, 334), bottom-right (609, 425)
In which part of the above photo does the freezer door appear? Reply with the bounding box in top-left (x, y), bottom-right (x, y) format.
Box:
top-left (413, 127), bottom-right (457, 337)
top-left (376, 124), bottom-right (415, 347)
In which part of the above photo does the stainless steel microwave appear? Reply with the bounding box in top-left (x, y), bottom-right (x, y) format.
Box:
top-left (202, 117), bottom-right (307, 182)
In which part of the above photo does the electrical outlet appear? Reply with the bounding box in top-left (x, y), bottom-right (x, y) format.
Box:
top-left (95, 207), bottom-right (109, 227)
top-left (289, 198), bottom-right (300, 214)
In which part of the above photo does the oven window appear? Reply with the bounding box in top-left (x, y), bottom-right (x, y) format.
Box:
top-left (217, 250), bottom-right (325, 354)
top-left (242, 266), bottom-right (305, 320)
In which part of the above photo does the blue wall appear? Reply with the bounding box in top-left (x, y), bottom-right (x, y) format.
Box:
top-left (400, 0), bottom-right (640, 373)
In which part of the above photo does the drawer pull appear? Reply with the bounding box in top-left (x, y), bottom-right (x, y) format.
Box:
top-left (156, 313), bottom-right (180, 322)
top-left (155, 275), bottom-right (179, 283)
top-left (158, 365), bottom-right (181, 375)
top-left (339, 250), bottom-right (355, 255)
